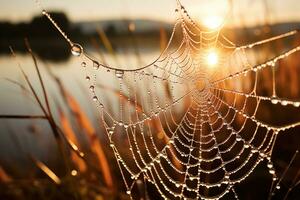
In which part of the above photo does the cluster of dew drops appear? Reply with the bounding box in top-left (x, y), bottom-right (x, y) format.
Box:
top-left (71, 43), bottom-right (125, 106)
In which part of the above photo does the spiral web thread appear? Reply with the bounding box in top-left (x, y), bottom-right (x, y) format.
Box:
top-left (40, 0), bottom-right (300, 199)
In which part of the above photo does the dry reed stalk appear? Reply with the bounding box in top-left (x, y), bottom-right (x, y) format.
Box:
top-left (0, 166), bottom-right (12, 183)
top-left (0, 115), bottom-right (46, 119)
top-left (64, 92), bottom-right (113, 188)
top-left (59, 108), bottom-right (87, 173)
top-left (10, 43), bottom-right (71, 176)
top-left (90, 37), bottom-right (108, 66)
top-left (96, 27), bottom-right (120, 66)
top-left (31, 157), bottom-right (61, 185)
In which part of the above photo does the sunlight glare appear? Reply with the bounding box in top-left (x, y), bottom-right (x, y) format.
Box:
top-left (203, 15), bottom-right (223, 29)
top-left (206, 50), bottom-right (218, 66)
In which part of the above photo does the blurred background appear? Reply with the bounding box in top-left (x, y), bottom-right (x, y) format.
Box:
top-left (0, 0), bottom-right (300, 199)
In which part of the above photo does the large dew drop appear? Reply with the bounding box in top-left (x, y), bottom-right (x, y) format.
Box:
top-left (71, 43), bottom-right (83, 56)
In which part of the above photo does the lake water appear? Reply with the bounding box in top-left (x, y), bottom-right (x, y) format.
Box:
top-left (0, 47), bottom-right (161, 166)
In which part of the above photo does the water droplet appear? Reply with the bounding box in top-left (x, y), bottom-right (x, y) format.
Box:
top-left (281, 100), bottom-right (288, 106)
top-left (269, 169), bottom-right (275, 174)
top-left (71, 170), bottom-right (78, 176)
top-left (251, 149), bottom-right (257, 153)
top-left (267, 162), bottom-right (273, 169)
top-left (71, 43), bottom-right (83, 56)
top-left (115, 70), bottom-right (124, 79)
top-left (81, 62), bottom-right (86, 67)
top-left (276, 185), bottom-right (280, 190)
top-left (126, 190), bottom-right (131, 195)
top-left (93, 61), bottom-right (100, 70)
top-left (85, 76), bottom-right (90, 81)
top-left (92, 96), bottom-right (98, 101)
top-left (271, 97), bottom-right (279, 104)
top-left (42, 10), bottom-right (46, 15)
top-left (89, 85), bottom-right (95, 92)
top-left (259, 152), bottom-right (265, 158)
top-left (293, 102), bottom-right (300, 107)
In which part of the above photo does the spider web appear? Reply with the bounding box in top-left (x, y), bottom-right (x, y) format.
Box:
top-left (39, 0), bottom-right (300, 199)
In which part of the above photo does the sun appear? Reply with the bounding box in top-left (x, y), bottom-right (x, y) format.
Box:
top-left (206, 50), bottom-right (219, 66)
top-left (203, 15), bottom-right (223, 29)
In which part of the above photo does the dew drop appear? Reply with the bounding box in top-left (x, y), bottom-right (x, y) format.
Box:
top-left (85, 76), bottom-right (90, 81)
top-left (281, 100), bottom-right (288, 106)
top-left (251, 149), bottom-right (257, 153)
top-left (267, 162), bottom-right (273, 169)
top-left (71, 43), bottom-right (83, 57)
top-left (93, 61), bottom-right (100, 70)
top-left (276, 185), bottom-right (280, 190)
top-left (126, 190), bottom-right (131, 195)
top-left (71, 170), bottom-right (78, 176)
top-left (89, 85), bottom-right (95, 92)
top-left (115, 70), bottom-right (124, 79)
top-left (293, 102), bottom-right (300, 107)
top-left (259, 152), bottom-right (265, 158)
top-left (269, 169), bottom-right (275, 174)
top-left (271, 97), bottom-right (278, 104)
top-left (42, 10), bottom-right (46, 15)
top-left (92, 96), bottom-right (98, 101)
top-left (81, 62), bottom-right (86, 68)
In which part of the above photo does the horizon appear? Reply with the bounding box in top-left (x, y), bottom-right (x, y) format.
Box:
top-left (1, 0), bottom-right (300, 27)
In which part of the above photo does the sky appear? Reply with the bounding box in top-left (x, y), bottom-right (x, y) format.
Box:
top-left (0, 0), bottom-right (300, 27)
